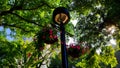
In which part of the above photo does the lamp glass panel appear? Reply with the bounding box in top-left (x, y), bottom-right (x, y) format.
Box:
top-left (55, 13), bottom-right (68, 24)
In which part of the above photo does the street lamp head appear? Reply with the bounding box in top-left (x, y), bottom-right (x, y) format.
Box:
top-left (53, 7), bottom-right (70, 25)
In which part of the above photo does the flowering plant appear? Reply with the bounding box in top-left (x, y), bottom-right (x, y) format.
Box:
top-left (34, 26), bottom-right (58, 51)
top-left (41, 28), bottom-right (58, 44)
top-left (36, 26), bottom-right (58, 44)
top-left (67, 44), bottom-right (81, 58)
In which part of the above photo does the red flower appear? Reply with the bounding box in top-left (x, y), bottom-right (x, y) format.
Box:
top-left (67, 44), bottom-right (81, 58)
top-left (70, 45), bottom-right (73, 48)
top-left (76, 46), bottom-right (80, 50)
top-left (38, 28), bottom-right (58, 44)
top-left (49, 29), bottom-right (53, 35)
top-left (49, 35), bottom-right (53, 39)
top-left (53, 35), bottom-right (58, 39)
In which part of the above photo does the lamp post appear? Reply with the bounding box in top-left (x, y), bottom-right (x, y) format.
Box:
top-left (53, 7), bottom-right (70, 68)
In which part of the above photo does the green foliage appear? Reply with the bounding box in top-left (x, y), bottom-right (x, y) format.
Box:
top-left (75, 48), bottom-right (115, 68)
top-left (65, 23), bottom-right (75, 36)
top-left (76, 54), bottom-right (101, 68)
top-left (0, 0), bottom-right (120, 67)
top-left (49, 53), bottom-right (62, 68)
top-left (75, 46), bottom-right (117, 68)
top-left (100, 46), bottom-right (118, 67)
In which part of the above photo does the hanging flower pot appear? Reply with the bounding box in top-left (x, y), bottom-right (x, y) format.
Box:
top-left (41, 27), bottom-right (58, 44)
top-left (34, 25), bottom-right (58, 51)
top-left (67, 44), bottom-right (81, 58)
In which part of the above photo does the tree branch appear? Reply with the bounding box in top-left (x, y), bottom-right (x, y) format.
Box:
top-left (0, 10), bottom-right (12, 16)
top-left (1, 23), bottom-right (31, 32)
top-left (9, 12), bottom-right (43, 27)
top-left (18, 3), bottom-right (45, 11)
top-left (10, 3), bottom-right (44, 11)
top-left (10, 0), bottom-right (54, 11)
top-left (0, 1), bottom-right (54, 16)
top-left (20, 1), bottom-right (55, 11)
top-left (0, 11), bottom-right (43, 27)
top-left (38, 48), bottom-right (53, 68)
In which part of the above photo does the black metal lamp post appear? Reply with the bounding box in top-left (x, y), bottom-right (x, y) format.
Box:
top-left (53, 7), bottom-right (70, 68)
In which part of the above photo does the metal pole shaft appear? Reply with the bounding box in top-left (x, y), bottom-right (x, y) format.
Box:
top-left (60, 22), bottom-right (68, 68)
